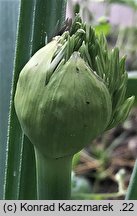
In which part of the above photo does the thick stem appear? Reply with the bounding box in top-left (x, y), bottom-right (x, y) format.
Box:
top-left (125, 159), bottom-right (137, 200)
top-left (34, 148), bottom-right (73, 200)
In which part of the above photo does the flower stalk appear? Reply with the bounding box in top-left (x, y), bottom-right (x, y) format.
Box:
top-left (35, 148), bottom-right (72, 200)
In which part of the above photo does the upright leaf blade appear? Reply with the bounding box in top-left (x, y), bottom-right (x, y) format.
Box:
top-left (4, 0), bottom-right (67, 200)
top-left (32, 0), bottom-right (67, 51)
top-left (0, 0), bottom-right (20, 199)
top-left (3, 0), bottom-right (37, 200)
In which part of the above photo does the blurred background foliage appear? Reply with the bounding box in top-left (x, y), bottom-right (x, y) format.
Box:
top-left (68, 0), bottom-right (137, 70)
top-left (0, 0), bottom-right (137, 199)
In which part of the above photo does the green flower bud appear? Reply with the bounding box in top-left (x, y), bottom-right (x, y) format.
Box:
top-left (14, 40), bottom-right (111, 158)
top-left (14, 15), bottom-right (135, 159)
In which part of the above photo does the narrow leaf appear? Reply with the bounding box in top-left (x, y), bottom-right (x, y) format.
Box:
top-left (4, 0), bottom-right (67, 200)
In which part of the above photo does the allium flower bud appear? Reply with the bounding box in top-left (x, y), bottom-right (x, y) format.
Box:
top-left (14, 15), bottom-right (135, 159)
top-left (15, 43), bottom-right (111, 158)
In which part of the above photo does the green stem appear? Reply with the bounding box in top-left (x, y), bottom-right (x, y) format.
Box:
top-left (125, 159), bottom-right (137, 200)
top-left (34, 148), bottom-right (73, 200)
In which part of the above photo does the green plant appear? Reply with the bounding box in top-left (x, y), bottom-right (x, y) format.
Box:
top-left (2, 0), bottom-right (137, 201)
top-left (14, 14), bottom-right (134, 200)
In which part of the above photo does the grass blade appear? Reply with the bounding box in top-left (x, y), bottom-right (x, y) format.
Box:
top-left (0, 0), bottom-right (20, 199)
top-left (3, 0), bottom-right (37, 200)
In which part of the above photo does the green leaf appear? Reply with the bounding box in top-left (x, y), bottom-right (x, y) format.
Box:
top-left (3, 0), bottom-right (38, 200)
top-left (4, 0), bottom-right (67, 200)
top-left (0, 0), bottom-right (20, 199)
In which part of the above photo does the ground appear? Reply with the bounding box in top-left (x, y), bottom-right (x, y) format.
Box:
top-left (73, 107), bottom-right (137, 199)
